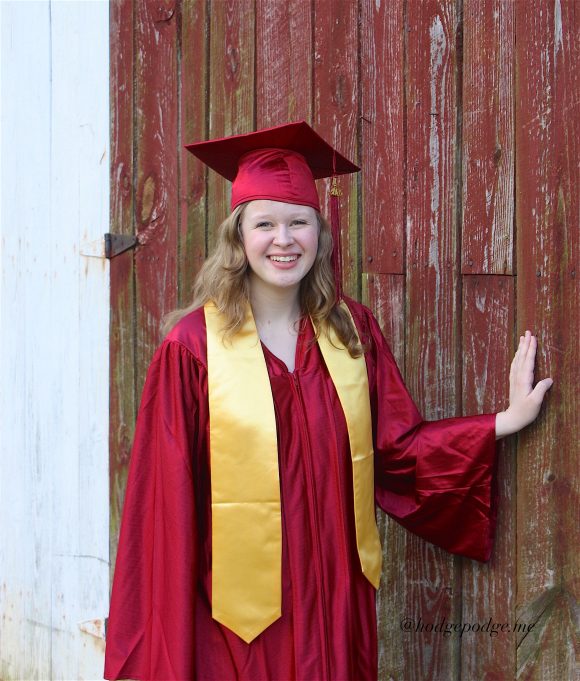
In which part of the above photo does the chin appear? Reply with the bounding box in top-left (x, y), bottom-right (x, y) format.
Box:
top-left (268, 276), bottom-right (303, 290)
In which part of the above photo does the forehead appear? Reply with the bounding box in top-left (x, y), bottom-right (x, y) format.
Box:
top-left (242, 199), bottom-right (316, 221)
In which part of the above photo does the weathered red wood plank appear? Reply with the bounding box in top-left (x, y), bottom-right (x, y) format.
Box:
top-left (255, 0), bottom-right (312, 128)
top-left (207, 0), bottom-right (255, 249)
top-left (313, 0), bottom-right (359, 298)
top-left (109, 0), bottom-right (136, 582)
top-left (461, 275), bottom-right (516, 680)
top-left (360, 0), bottom-right (405, 275)
top-left (515, 1), bottom-right (579, 679)
top-left (133, 0), bottom-right (179, 394)
top-left (362, 273), bottom-right (405, 368)
top-left (462, 0), bottom-right (514, 275)
top-left (361, 273), bottom-right (407, 680)
top-left (404, 2), bottom-right (461, 678)
top-left (406, 0), bottom-right (460, 417)
top-left (178, 0), bottom-right (209, 305)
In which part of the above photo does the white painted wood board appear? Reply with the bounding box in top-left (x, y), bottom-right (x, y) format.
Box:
top-left (0, 1), bottom-right (110, 679)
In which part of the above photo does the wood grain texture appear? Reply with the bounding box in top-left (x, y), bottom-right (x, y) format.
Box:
top-left (104, 2), bottom-right (580, 680)
top-left (313, 0), bottom-right (360, 298)
top-left (178, 0), bottom-right (209, 305)
top-left (404, 1), bottom-right (462, 678)
top-left (207, 0), bottom-right (255, 249)
top-left (406, 0), bottom-right (460, 418)
top-left (360, 0), bottom-right (405, 275)
top-left (109, 0), bottom-right (136, 587)
top-left (51, 1), bottom-right (111, 673)
top-left (1, 2), bottom-right (110, 678)
top-left (515, 1), bottom-right (580, 679)
top-left (255, 0), bottom-right (313, 128)
top-left (134, 0), bottom-right (180, 397)
top-left (462, 0), bottom-right (514, 275)
top-left (0, 5), bottom-right (53, 677)
top-left (362, 273), bottom-right (405, 369)
top-left (361, 273), bottom-right (408, 681)
top-left (461, 275), bottom-right (516, 681)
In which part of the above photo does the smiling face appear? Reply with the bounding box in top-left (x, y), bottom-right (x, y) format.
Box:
top-left (239, 199), bottom-right (319, 296)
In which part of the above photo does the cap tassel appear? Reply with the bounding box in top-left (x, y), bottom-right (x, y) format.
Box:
top-left (330, 176), bottom-right (343, 302)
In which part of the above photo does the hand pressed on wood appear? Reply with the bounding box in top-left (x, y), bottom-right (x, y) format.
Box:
top-left (495, 330), bottom-right (553, 440)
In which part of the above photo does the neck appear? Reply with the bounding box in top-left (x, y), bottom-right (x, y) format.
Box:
top-left (248, 274), bottom-right (301, 327)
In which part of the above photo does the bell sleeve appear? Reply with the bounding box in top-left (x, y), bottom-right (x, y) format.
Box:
top-left (366, 313), bottom-right (499, 562)
top-left (104, 339), bottom-right (200, 680)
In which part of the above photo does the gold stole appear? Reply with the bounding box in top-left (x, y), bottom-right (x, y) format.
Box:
top-left (205, 301), bottom-right (382, 643)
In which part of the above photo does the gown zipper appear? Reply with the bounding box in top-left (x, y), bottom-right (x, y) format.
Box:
top-left (289, 371), bottom-right (332, 681)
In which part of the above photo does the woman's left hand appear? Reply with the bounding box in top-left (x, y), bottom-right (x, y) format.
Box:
top-left (495, 330), bottom-right (554, 440)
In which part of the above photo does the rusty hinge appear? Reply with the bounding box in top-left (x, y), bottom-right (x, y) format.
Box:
top-left (104, 233), bottom-right (139, 259)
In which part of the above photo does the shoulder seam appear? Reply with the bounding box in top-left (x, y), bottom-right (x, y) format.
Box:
top-left (161, 338), bottom-right (207, 371)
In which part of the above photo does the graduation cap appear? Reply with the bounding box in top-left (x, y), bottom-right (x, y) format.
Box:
top-left (185, 121), bottom-right (360, 299)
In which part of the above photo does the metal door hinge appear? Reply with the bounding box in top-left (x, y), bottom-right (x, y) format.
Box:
top-left (104, 233), bottom-right (139, 259)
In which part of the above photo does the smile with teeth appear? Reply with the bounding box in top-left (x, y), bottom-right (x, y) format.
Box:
top-left (268, 255), bottom-right (299, 262)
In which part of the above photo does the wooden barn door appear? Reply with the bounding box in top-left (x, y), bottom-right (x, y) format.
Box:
top-left (109, 1), bottom-right (579, 679)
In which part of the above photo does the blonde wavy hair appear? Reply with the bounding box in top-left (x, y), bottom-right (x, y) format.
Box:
top-left (162, 203), bottom-right (362, 357)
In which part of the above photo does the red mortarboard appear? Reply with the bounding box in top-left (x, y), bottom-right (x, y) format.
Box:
top-left (184, 120), bottom-right (359, 210)
top-left (184, 121), bottom-right (359, 298)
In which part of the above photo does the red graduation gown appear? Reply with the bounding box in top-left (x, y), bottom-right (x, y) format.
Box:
top-left (104, 299), bottom-right (497, 681)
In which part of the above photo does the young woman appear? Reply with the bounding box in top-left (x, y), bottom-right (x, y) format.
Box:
top-left (104, 122), bottom-right (552, 681)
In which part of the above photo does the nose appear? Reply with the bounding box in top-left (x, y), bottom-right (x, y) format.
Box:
top-left (272, 223), bottom-right (294, 246)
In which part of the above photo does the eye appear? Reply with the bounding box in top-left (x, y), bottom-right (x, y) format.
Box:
top-left (255, 221), bottom-right (273, 229)
top-left (291, 219), bottom-right (308, 227)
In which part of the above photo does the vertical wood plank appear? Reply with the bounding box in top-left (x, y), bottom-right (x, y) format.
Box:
top-left (255, 0), bottom-right (313, 128)
top-left (51, 2), bottom-right (111, 672)
top-left (462, 0), bottom-right (514, 275)
top-left (134, 0), bottom-right (179, 395)
top-left (515, 1), bottom-right (579, 679)
top-left (109, 0), bottom-right (136, 586)
top-left (360, 0), bottom-right (405, 275)
top-left (404, 1), bottom-right (461, 678)
top-left (362, 273), bottom-right (409, 681)
top-left (313, 0), bottom-right (360, 298)
top-left (460, 4), bottom-right (516, 675)
top-left (207, 0), bottom-right (255, 248)
top-left (406, 0), bottom-right (460, 417)
top-left (0, 3), bottom-right (53, 677)
top-left (178, 0), bottom-right (209, 305)
top-left (461, 275), bottom-right (516, 680)
top-left (359, 5), bottom-right (406, 675)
